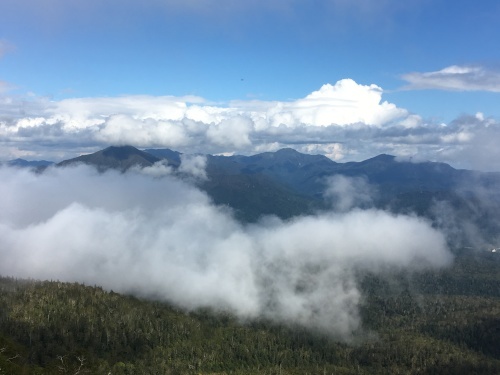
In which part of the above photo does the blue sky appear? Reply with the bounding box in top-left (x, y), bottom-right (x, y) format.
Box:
top-left (1, 0), bottom-right (500, 170)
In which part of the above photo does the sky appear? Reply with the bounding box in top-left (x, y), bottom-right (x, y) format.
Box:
top-left (1, 0), bottom-right (500, 170)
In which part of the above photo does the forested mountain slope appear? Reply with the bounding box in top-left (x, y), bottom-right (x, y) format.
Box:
top-left (56, 146), bottom-right (500, 232)
top-left (1, 250), bottom-right (499, 374)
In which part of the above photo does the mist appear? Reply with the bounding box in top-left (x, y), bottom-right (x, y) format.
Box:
top-left (429, 174), bottom-right (500, 250)
top-left (0, 165), bottom-right (452, 339)
top-left (324, 175), bottom-right (374, 212)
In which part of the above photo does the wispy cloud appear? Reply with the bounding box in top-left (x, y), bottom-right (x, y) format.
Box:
top-left (401, 65), bottom-right (500, 92)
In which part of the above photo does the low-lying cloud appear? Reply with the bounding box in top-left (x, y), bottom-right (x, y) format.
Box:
top-left (0, 165), bottom-right (452, 339)
top-left (324, 175), bottom-right (374, 212)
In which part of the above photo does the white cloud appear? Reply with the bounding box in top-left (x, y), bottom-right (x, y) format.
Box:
top-left (401, 65), bottom-right (500, 92)
top-left (95, 115), bottom-right (190, 148)
top-left (324, 175), bottom-right (373, 212)
top-left (133, 160), bottom-right (173, 177)
top-left (178, 154), bottom-right (208, 180)
top-left (206, 116), bottom-right (253, 148)
top-left (238, 79), bottom-right (408, 127)
top-left (51, 95), bottom-right (207, 125)
top-left (2, 79), bottom-right (500, 171)
top-left (437, 115), bottom-right (500, 171)
top-left (41, 80), bottom-right (404, 132)
top-left (0, 165), bottom-right (452, 338)
top-left (301, 143), bottom-right (346, 161)
top-left (0, 79), bottom-right (410, 160)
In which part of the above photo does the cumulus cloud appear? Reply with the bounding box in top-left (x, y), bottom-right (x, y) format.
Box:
top-left (401, 65), bottom-right (500, 92)
top-left (235, 79), bottom-right (407, 127)
top-left (95, 115), bottom-right (191, 148)
top-left (2, 78), bottom-right (500, 171)
top-left (0, 79), bottom-right (410, 159)
top-left (0, 165), bottom-right (452, 338)
top-left (51, 95), bottom-right (207, 124)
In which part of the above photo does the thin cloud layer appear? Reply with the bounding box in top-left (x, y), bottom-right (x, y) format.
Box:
top-left (0, 165), bottom-right (452, 338)
top-left (401, 65), bottom-right (500, 92)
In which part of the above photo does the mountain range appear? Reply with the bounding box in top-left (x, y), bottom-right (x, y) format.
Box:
top-left (2, 147), bottom-right (500, 374)
top-left (6, 145), bottom-right (500, 242)
top-left (1, 158), bottom-right (54, 169)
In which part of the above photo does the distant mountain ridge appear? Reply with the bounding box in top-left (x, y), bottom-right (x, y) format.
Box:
top-left (49, 146), bottom-right (500, 236)
top-left (50, 145), bottom-right (500, 193)
top-left (54, 145), bottom-right (492, 196)
top-left (2, 158), bottom-right (54, 169)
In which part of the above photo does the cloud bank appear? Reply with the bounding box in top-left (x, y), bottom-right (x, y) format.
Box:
top-left (0, 165), bottom-right (452, 338)
top-left (1, 78), bottom-right (500, 171)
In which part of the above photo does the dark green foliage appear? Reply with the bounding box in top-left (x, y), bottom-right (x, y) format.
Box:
top-left (1, 249), bottom-right (499, 374)
top-left (200, 172), bottom-right (318, 222)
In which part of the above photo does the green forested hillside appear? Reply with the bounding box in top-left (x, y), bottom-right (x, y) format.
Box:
top-left (1, 250), bottom-right (499, 374)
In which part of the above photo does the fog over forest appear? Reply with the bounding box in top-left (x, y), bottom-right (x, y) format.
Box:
top-left (0, 163), bottom-right (453, 339)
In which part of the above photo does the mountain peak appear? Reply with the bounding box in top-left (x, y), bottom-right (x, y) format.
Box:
top-left (275, 148), bottom-right (302, 155)
top-left (58, 145), bottom-right (160, 171)
top-left (365, 154), bottom-right (396, 163)
top-left (252, 148), bottom-right (333, 164)
top-left (101, 145), bottom-right (144, 159)
top-left (143, 148), bottom-right (182, 167)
